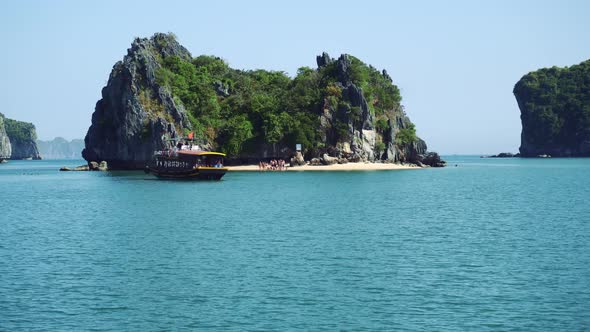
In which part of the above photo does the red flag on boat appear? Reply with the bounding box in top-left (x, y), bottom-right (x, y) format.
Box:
top-left (188, 132), bottom-right (194, 140)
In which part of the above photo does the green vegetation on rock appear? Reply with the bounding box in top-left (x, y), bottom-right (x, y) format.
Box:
top-left (396, 123), bottom-right (417, 146)
top-left (514, 59), bottom-right (590, 156)
top-left (84, 33), bottom-right (438, 168)
top-left (2, 117), bottom-right (40, 160)
top-left (154, 52), bottom-right (404, 157)
top-left (4, 118), bottom-right (37, 142)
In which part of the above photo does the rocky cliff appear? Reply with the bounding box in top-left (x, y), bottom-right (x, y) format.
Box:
top-left (37, 137), bottom-right (84, 159)
top-left (4, 117), bottom-right (41, 160)
top-left (0, 113), bottom-right (12, 161)
top-left (514, 59), bottom-right (590, 157)
top-left (82, 33), bottom-right (193, 169)
top-left (314, 53), bottom-right (430, 164)
top-left (84, 33), bottom-right (443, 168)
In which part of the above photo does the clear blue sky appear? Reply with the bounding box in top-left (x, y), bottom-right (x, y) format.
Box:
top-left (1, 0), bottom-right (588, 154)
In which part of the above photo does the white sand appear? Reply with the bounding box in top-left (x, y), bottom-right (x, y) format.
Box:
top-left (227, 162), bottom-right (421, 172)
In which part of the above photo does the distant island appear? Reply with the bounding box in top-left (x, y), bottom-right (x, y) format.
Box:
top-left (0, 113), bottom-right (41, 161)
top-left (514, 59), bottom-right (590, 157)
top-left (37, 137), bottom-right (84, 160)
top-left (481, 152), bottom-right (521, 158)
top-left (82, 33), bottom-right (444, 169)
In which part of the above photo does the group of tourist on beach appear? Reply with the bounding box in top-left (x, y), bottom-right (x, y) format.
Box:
top-left (258, 159), bottom-right (287, 171)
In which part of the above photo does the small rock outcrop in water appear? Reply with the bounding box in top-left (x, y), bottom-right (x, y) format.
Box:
top-left (60, 165), bottom-right (89, 171)
top-left (3, 117), bottom-right (41, 160)
top-left (82, 33), bottom-right (193, 169)
top-left (514, 59), bottom-right (590, 157)
top-left (37, 137), bottom-right (84, 159)
top-left (0, 113), bottom-right (12, 161)
top-left (60, 160), bottom-right (108, 171)
top-left (420, 152), bottom-right (446, 167)
top-left (481, 152), bottom-right (521, 158)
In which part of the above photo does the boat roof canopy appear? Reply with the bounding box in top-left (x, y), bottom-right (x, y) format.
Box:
top-left (177, 151), bottom-right (226, 157)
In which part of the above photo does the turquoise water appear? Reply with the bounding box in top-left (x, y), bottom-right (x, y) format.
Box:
top-left (1, 157), bottom-right (589, 330)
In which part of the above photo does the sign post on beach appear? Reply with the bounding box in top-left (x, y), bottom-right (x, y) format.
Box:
top-left (296, 144), bottom-right (301, 151)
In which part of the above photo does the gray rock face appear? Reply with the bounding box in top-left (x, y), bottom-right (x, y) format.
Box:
top-left (3, 117), bottom-right (41, 160)
top-left (82, 33), bottom-right (193, 169)
top-left (316, 54), bottom-right (377, 162)
top-left (519, 129), bottom-right (590, 157)
top-left (421, 152), bottom-right (446, 167)
top-left (381, 113), bottom-right (427, 163)
top-left (316, 52), bottom-right (333, 68)
top-left (213, 80), bottom-right (230, 97)
top-left (0, 113), bottom-right (11, 161)
top-left (320, 153), bottom-right (339, 165)
top-left (290, 151), bottom-right (306, 166)
top-left (316, 53), bottom-right (436, 165)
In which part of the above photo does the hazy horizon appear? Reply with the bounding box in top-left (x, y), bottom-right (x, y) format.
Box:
top-left (1, 0), bottom-right (589, 154)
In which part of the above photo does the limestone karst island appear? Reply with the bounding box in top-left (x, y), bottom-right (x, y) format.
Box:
top-left (514, 59), bottom-right (590, 157)
top-left (81, 33), bottom-right (445, 170)
top-left (0, 113), bottom-right (41, 162)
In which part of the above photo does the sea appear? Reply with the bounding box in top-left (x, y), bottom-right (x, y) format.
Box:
top-left (1, 156), bottom-right (589, 331)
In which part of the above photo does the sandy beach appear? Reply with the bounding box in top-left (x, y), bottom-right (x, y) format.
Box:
top-left (227, 162), bottom-right (421, 172)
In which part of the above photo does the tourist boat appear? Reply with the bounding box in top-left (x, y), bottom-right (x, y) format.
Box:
top-left (145, 145), bottom-right (228, 180)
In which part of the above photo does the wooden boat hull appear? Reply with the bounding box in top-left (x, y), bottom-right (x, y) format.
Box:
top-left (146, 166), bottom-right (228, 180)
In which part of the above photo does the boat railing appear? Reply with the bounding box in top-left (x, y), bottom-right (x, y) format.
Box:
top-left (155, 149), bottom-right (177, 157)
top-left (154, 145), bottom-right (202, 157)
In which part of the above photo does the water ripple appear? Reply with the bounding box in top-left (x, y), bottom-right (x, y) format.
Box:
top-left (1, 158), bottom-right (589, 330)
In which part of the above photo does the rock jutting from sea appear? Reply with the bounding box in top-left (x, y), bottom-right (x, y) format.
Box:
top-left (60, 161), bottom-right (108, 172)
top-left (83, 32), bottom-right (444, 169)
top-left (82, 33), bottom-right (192, 169)
top-left (514, 59), bottom-right (590, 157)
top-left (0, 114), bottom-right (41, 160)
top-left (0, 113), bottom-right (12, 161)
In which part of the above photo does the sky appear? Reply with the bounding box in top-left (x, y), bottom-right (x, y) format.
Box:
top-left (0, 0), bottom-right (589, 154)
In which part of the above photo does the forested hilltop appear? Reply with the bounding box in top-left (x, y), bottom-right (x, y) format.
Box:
top-left (83, 33), bottom-right (443, 169)
top-left (514, 59), bottom-right (590, 157)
